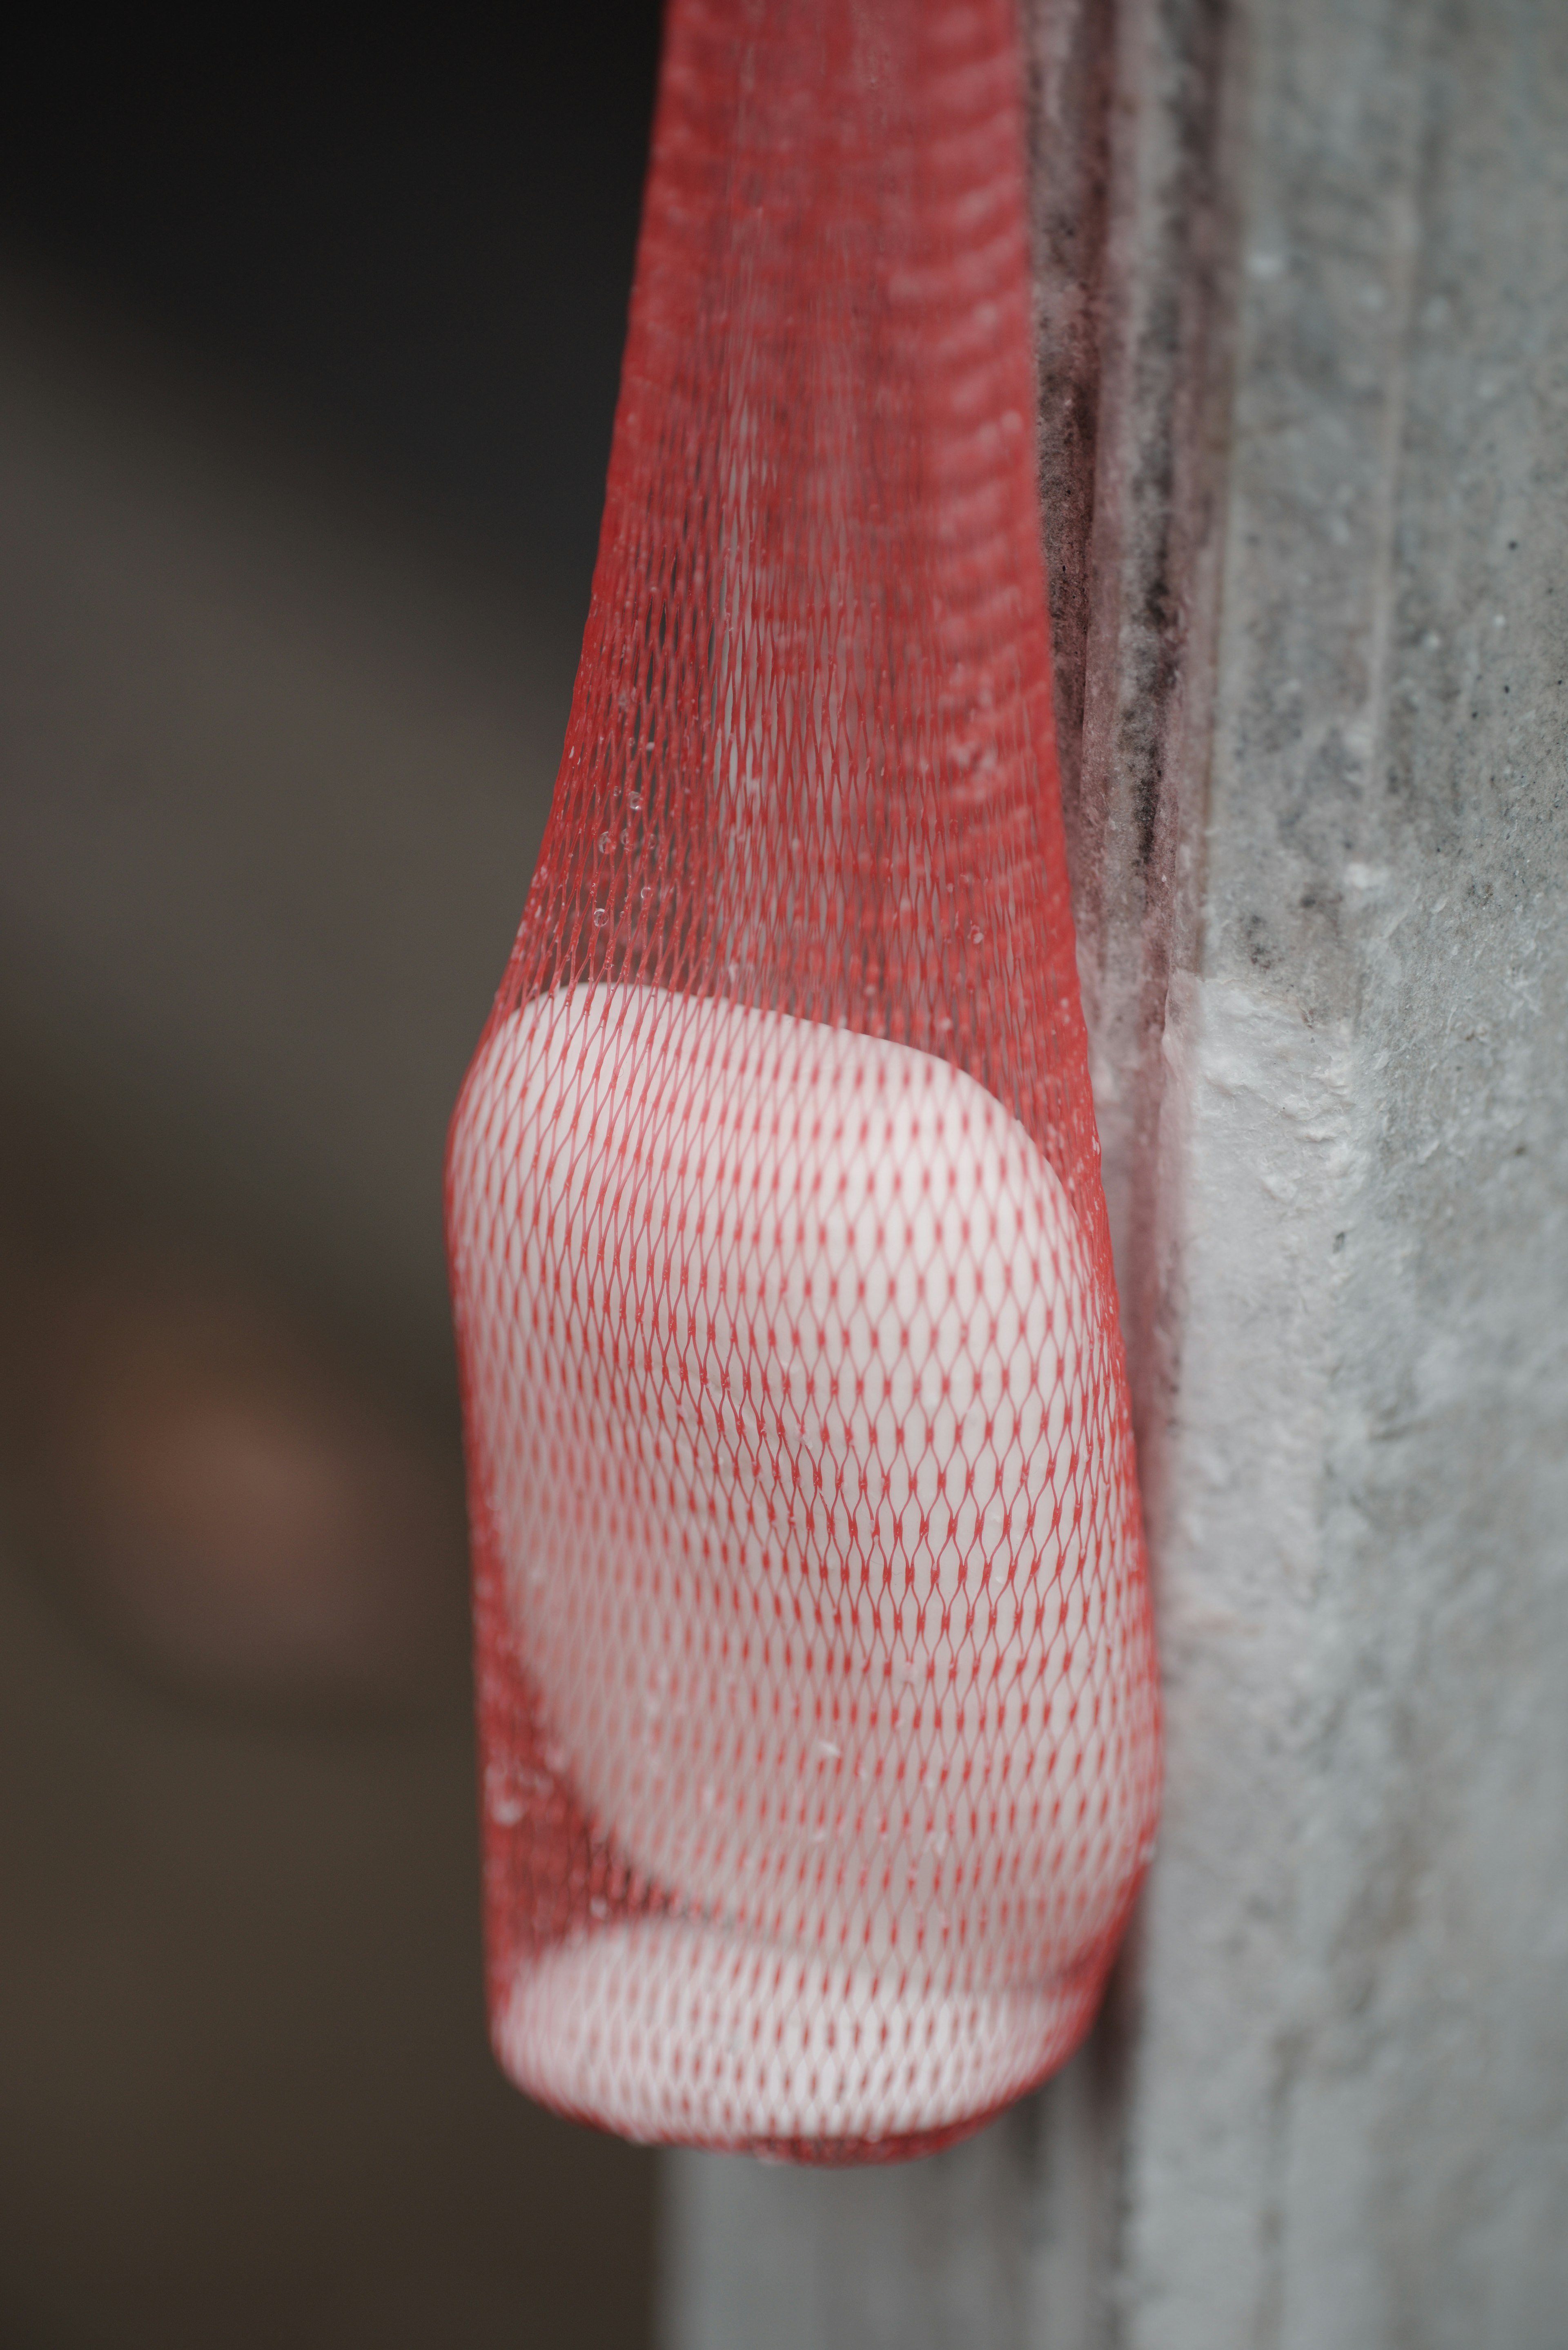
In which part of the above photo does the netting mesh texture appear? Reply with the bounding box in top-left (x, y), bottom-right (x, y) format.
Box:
top-left (446, 0), bottom-right (1160, 2160)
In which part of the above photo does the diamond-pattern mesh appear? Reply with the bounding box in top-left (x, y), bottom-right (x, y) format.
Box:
top-left (445, 0), bottom-right (1160, 2160)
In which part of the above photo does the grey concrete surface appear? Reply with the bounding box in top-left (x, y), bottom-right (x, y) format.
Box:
top-left (1123, 1), bottom-right (1568, 2339)
top-left (659, 0), bottom-right (1568, 2343)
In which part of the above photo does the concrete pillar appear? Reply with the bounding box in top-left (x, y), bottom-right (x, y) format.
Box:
top-left (659, 0), bottom-right (1568, 2342)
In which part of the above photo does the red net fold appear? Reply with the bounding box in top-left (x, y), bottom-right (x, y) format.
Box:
top-left (447, 0), bottom-right (1160, 2160)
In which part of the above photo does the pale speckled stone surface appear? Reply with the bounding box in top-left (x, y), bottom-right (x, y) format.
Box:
top-left (660, 0), bottom-right (1568, 2343)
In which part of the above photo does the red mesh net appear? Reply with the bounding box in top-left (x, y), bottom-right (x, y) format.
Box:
top-left (446, 0), bottom-right (1160, 2160)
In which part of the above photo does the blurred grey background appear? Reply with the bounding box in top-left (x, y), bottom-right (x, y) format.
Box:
top-left (0, 11), bottom-right (668, 2344)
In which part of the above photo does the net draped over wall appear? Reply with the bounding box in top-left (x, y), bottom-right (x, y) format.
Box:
top-left (446, 0), bottom-right (1160, 2161)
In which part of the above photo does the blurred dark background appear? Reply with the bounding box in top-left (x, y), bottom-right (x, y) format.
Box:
top-left (0, 13), bottom-right (664, 613)
top-left (0, 8), bottom-right (671, 2344)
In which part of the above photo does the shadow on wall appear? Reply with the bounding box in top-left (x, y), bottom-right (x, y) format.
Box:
top-left (0, 11), bottom-right (667, 2338)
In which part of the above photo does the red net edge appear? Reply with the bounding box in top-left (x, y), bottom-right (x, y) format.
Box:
top-left (444, 0), bottom-right (1163, 2164)
top-left (456, 1434), bottom-right (1147, 2164)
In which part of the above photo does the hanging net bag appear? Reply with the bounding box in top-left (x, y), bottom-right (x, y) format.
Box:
top-left (447, 0), bottom-right (1160, 2160)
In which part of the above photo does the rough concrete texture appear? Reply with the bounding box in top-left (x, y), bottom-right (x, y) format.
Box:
top-left (660, 0), bottom-right (1568, 2343)
top-left (1125, 0), bottom-right (1568, 2339)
